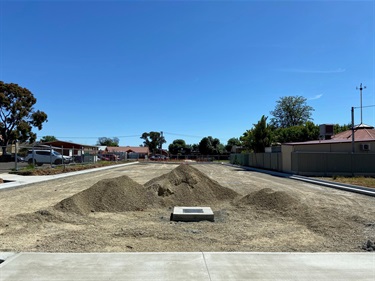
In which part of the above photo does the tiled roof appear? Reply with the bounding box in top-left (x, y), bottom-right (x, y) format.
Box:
top-left (331, 126), bottom-right (375, 141)
top-left (42, 140), bottom-right (98, 148)
top-left (106, 146), bottom-right (149, 154)
top-left (285, 126), bottom-right (375, 145)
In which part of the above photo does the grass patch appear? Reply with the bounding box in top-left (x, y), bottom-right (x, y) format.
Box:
top-left (331, 176), bottom-right (375, 189)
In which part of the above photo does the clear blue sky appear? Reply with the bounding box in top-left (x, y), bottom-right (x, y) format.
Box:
top-left (1, 0), bottom-right (374, 147)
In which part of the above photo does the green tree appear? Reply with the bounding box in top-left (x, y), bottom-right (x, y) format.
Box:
top-left (334, 123), bottom-right (351, 134)
top-left (0, 81), bottom-right (48, 155)
top-left (270, 96), bottom-right (314, 128)
top-left (240, 129), bottom-right (253, 151)
top-left (273, 121), bottom-right (319, 143)
top-left (140, 131), bottom-right (166, 154)
top-left (252, 115), bottom-right (273, 152)
top-left (241, 116), bottom-right (273, 152)
top-left (97, 137), bottom-right (119, 147)
top-left (40, 135), bottom-right (57, 142)
top-left (304, 121), bottom-right (320, 140)
top-left (198, 136), bottom-right (223, 155)
top-left (225, 137), bottom-right (241, 152)
top-left (191, 144), bottom-right (199, 154)
top-left (168, 139), bottom-right (191, 155)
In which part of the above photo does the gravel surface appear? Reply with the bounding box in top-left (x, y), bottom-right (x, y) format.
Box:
top-left (0, 163), bottom-right (374, 253)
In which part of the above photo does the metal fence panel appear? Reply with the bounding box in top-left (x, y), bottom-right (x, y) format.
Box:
top-left (291, 152), bottom-right (375, 176)
top-left (230, 152), bottom-right (375, 176)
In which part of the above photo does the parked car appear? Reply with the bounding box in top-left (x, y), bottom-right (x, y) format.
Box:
top-left (0, 153), bottom-right (24, 162)
top-left (25, 149), bottom-right (71, 166)
top-left (150, 154), bottom-right (169, 161)
top-left (16, 155), bottom-right (25, 162)
top-left (98, 154), bottom-right (119, 161)
top-left (98, 154), bottom-right (110, 161)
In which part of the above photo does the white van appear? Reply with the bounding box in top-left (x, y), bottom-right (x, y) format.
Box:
top-left (25, 149), bottom-right (71, 166)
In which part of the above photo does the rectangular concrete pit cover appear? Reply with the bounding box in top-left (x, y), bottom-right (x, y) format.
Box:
top-left (171, 207), bottom-right (214, 222)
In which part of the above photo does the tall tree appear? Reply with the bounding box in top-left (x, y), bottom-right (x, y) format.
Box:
top-left (198, 136), bottom-right (223, 155)
top-left (273, 121), bottom-right (319, 143)
top-left (140, 131), bottom-right (166, 154)
top-left (40, 135), bottom-right (57, 142)
top-left (241, 116), bottom-right (273, 152)
top-left (270, 96), bottom-right (314, 128)
top-left (0, 81), bottom-right (48, 155)
top-left (240, 129), bottom-right (253, 151)
top-left (252, 115), bottom-right (273, 152)
top-left (168, 139), bottom-right (191, 155)
top-left (97, 137), bottom-right (119, 147)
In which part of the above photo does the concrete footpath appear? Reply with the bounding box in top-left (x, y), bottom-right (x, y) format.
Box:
top-left (0, 252), bottom-right (374, 281)
top-left (0, 162), bottom-right (139, 191)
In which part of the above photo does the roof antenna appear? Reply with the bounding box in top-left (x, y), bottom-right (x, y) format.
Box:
top-left (356, 83), bottom-right (366, 125)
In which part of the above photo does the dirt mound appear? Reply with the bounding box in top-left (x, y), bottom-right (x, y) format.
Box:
top-left (236, 188), bottom-right (300, 212)
top-left (144, 164), bottom-right (239, 206)
top-left (54, 175), bottom-right (156, 215)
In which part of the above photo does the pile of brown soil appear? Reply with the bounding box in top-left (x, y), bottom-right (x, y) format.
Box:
top-left (144, 164), bottom-right (239, 206)
top-left (236, 188), bottom-right (300, 212)
top-left (53, 164), bottom-right (238, 216)
top-left (235, 187), bottom-right (360, 237)
top-left (54, 175), bottom-right (156, 215)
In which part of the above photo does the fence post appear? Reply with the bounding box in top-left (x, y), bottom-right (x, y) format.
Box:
top-left (50, 145), bottom-right (52, 166)
top-left (62, 145), bottom-right (65, 169)
top-left (32, 145), bottom-right (35, 166)
top-left (15, 141), bottom-right (18, 171)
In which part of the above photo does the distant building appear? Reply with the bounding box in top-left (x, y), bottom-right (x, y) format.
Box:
top-left (231, 123), bottom-right (375, 176)
top-left (40, 140), bottom-right (98, 162)
top-left (281, 124), bottom-right (375, 175)
top-left (105, 146), bottom-right (150, 159)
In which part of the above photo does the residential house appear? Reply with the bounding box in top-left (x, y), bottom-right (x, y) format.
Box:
top-left (105, 146), bottom-right (150, 159)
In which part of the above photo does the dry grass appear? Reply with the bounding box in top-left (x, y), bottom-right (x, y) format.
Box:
top-left (330, 176), bottom-right (375, 189)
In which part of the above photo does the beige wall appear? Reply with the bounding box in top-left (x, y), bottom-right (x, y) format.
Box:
top-left (281, 145), bottom-right (293, 172)
top-left (231, 140), bottom-right (375, 176)
top-left (290, 152), bottom-right (375, 176)
top-left (290, 141), bottom-right (375, 153)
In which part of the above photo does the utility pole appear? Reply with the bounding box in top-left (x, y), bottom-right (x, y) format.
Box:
top-left (356, 83), bottom-right (366, 124)
top-left (351, 107), bottom-right (355, 153)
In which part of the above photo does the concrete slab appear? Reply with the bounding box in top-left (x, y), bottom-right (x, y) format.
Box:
top-left (204, 252), bottom-right (375, 281)
top-left (0, 162), bottom-right (139, 191)
top-left (0, 253), bottom-right (209, 281)
top-left (171, 206), bottom-right (214, 222)
top-left (1, 252), bottom-right (374, 281)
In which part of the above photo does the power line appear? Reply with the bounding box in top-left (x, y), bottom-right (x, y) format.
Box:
top-left (163, 132), bottom-right (204, 139)
top-left (51, 132), bottom-right (205, 140)
top-left (353, 104), bottom-right (375, 109)
top-left (54, 135), bottom-right (140, 139)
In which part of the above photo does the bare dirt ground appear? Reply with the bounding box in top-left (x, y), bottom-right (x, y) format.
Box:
top-left (0, 163), bottom-right (374, 253)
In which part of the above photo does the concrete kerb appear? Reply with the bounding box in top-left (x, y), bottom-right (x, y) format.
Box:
top-left (0, 161), bottom-right (139, 191)
top-left (228, 164), bottom-right (375, 197)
